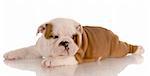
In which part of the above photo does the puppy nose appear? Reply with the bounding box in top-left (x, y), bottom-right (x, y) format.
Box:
top-left (59, 41), bottom-right (69, 47)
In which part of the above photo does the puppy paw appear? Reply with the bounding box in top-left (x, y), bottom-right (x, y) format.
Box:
top-left (134, 46), bottom-right (144, 55)
top-left (3, 51), bottom-right (25, 60)
top-left (41, 58), bottom-right (61, 68)
top-left (41, 58), bottom-right (52, 68)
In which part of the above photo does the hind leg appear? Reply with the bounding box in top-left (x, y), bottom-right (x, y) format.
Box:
top-left (134, 46), bottom-right (144, 55)
top-left (110, 34), bottom-right (143, 57)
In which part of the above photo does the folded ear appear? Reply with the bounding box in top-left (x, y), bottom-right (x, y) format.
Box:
top-left (76, 24), bottom-right (83, 34)
top-left (44, 24), bottom-right (53, 39)
top-left (36, 25), bottom-right (46, 35)
top-left (74, 25), bottom-right (83, 48)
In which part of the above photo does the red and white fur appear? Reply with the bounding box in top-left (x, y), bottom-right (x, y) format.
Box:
top-left (3, 18), bottom-right (144, 68)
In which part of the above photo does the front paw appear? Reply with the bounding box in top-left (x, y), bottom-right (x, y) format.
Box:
top-left (3, 51), bottom-right (25, 60)
top-left (41, 58), bottom-right (61, 68)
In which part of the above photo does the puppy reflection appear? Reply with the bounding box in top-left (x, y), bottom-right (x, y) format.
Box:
top-left (4, 55), bottom-right (144, 76)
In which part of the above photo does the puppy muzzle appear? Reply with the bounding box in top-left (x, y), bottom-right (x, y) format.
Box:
top-left (59, 41), bottom-right (69, 47)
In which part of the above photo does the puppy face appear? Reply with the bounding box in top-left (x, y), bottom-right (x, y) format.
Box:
top-left (37, 18), bottom-right (83, 57)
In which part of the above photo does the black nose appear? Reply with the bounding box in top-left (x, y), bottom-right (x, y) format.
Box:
top-left (59, 41), bottom-right (69, 47)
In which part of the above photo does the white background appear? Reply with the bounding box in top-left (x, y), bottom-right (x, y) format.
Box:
top-left (0, 0), bottom-right (150, 76)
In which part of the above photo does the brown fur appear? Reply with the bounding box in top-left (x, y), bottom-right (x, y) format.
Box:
top-left (75, 26), bottom-right (138, 63)
top-left (41, 24), bottom-right (138, 64)
top-left (44, 24), bottom-right (53, 39)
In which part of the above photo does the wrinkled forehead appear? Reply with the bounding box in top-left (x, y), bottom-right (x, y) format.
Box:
top-left (50, 18), bottom-right (80, 36)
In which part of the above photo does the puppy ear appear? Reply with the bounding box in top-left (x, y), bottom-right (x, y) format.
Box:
top-left (36, 25), bottom-right (46, 35)
top-left (74, 25), bottom-right (83, 48)
top-left (44, 24), bottom-right (53, 39)
top-left (76, 24), bottom-right (83, 33)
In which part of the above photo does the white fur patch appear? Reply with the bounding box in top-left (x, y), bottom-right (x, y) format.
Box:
top-left (50, 18), bottom-right (80, 37)
top-left (134, 46), bottom-right (144, 55)
top-left (36, 18), bottom-right (80, 57)
top-left (41, 56), bottom-right (78, 67)
top-left (3, 46), bottom-right (42, 60)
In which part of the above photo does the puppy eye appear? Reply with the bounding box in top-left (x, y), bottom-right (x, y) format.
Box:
top-left (54, 36), bottom-right (59, 39)
top-left (50, 35), bottom-right (59, 39)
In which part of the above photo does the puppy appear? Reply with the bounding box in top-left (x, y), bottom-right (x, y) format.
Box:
top-left (3, 18), bottom-right (144, 67)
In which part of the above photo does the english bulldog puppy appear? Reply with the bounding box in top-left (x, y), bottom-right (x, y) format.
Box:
top-left (3, 18), bottom-right (144, 67)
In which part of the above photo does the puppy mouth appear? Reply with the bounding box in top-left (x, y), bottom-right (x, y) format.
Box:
top-left (64, 47), bottom-right (69, 55)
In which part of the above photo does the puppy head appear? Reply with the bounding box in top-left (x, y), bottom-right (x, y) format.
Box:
top-left (37, 18), bottom-right (83, 57)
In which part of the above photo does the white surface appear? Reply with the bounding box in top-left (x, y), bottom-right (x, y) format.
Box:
top-left (0, 0), bottom-right (150, 76)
